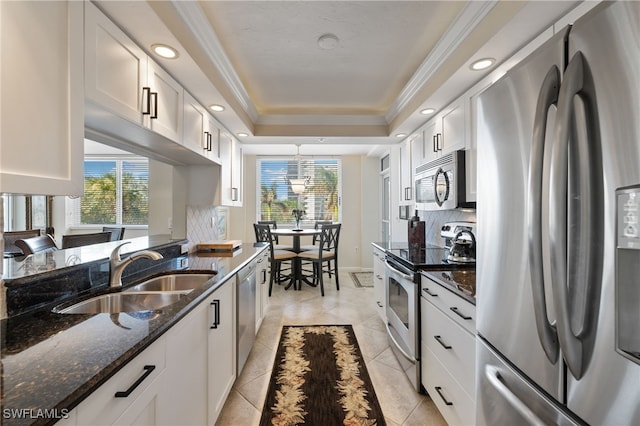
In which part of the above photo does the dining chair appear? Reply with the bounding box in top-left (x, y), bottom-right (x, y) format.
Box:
top-left (102, 226), bottom-right (125, 241)
top-left (254, 223), bottom-right (297, 296)
top-left (298, 223), bottom-right (341, 296)
top-left (61, 231), bottom-right (112, 249)
top-left (4, 229), bottom-right (41, 256)
top-left (298, 220), bottom-right (333, 252)
top-left (257, 220), bottom-right (294, 251)
top-left (15, 234), bottom-right (58, 255)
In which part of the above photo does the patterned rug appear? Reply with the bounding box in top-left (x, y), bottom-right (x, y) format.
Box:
top-left (260, 325), bottom-right (386, 426)
top-left (350, 272), bottom-right (374, 288)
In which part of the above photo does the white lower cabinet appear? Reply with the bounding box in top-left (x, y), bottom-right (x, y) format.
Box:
top-left (256, 248), bottom-right (269, 331)
top-left (75, 336), bottom-right (166, 426)
top-left (421, 274), bottom-right (476, 425)
top-left (372, 245), bottom-right (386, 321)
top-left (159, 301), bottom-right (209, 425)
top-left (65, 275), bottom-right (238, 426)
top-left (208, 279), bottom-right (236, 425)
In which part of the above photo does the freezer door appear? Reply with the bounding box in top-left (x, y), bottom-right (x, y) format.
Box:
top-left (564, 2), bottom-right (640, 424)
top-left (477, 338), bottom-right (583, 426)
top-left (476, 29), bottom-right (567, 400)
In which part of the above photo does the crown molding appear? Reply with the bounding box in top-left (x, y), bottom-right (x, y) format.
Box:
top-left (171, 0), bottom-right (259, 122)
top-left (385, 1), bottom-right (497, 123)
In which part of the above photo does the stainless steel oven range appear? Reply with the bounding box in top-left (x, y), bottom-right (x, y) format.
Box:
top-left (384, 222), bottom-right (476, 392)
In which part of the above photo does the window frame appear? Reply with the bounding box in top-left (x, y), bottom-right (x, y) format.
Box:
top-left (68, 156), bottom-right (149, 229)
top-left (256, 156), bottom-right (342, 228)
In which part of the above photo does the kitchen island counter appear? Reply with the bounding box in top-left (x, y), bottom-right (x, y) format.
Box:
top-left (0, 243), bottom-right (267, 426)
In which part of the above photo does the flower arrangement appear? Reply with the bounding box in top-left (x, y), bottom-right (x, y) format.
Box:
top-left (292, 209), bottom-right (305, 230)
top-left (292, 209), bottom-right (306, 221)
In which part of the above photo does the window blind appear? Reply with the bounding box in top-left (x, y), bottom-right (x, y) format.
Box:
top-left (257, 158), bottom-right (341, 227)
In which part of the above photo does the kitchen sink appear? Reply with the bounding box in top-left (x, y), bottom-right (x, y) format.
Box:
top-left (53, 292), bottom-right (188, 315)
top-left (124, 273), bottom-right (216, 293)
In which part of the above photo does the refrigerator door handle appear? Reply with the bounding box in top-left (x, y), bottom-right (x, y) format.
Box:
top-left (527, 66), bottom-right (560, 364)
top-left (485, 365), bottom-right (546, 426)
top-left (551, 51), bottom-right (604, 380)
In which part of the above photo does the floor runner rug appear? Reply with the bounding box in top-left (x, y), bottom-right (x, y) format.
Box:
top-left (260, 325), bottom-right (386, 426)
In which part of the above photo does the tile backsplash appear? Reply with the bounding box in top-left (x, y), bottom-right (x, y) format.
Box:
top-left (185, 205), bottom-right (228, 253)
top-left (417, 209), bottom-right (477, 247)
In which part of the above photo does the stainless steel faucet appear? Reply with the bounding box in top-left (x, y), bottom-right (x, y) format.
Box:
top-left (109, 242), bottom-right (163, 288)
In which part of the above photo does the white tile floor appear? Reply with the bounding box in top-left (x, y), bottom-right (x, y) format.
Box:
top-left (215, 271), bottom-right (447, 426)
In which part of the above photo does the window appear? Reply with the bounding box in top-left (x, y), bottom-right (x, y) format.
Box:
top-left (71, 158), bottom-right (149, 226)
top-left (257, 157), bottom-right (341, 227)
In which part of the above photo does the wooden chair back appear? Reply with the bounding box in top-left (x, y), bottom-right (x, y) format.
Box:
top-left (318, 223), bottom-right (341, 258)
top-left (15, 234), bottom-right (58, 255)
top-left (258, 221), bottom-right (279, 243)
top-left (62, 232), bottom-right (112, 249)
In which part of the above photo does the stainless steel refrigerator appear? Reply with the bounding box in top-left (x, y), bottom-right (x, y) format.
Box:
top-left (476, 2), bottom-right (640, 424)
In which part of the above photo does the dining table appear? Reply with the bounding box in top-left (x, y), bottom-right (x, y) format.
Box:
top-left (271, 228), bottom-right (321, 290)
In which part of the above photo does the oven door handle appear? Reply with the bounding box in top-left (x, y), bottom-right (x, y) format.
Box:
top-left (384, 259), bottom-right (414, 281)
top-left (386, 323), bottom-right (416, 362)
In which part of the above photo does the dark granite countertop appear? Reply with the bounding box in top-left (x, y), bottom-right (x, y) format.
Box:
top-left (0, 243), bottom-right (268, 426)
top-left (421, 269), bottom-right (476, 305)
top-left (2, 235), bottom-right (186, 281)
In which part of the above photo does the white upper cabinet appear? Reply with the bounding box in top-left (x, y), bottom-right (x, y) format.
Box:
top-left (85, 2), bottom-right (183, 144)
top-left (146, 61), bottom-right (183, 143)
top-left (219, 132), bottom-right (243, 207)
top-left (183, 92), bottom-right (208, 155)
top-left (85, 1), bottom-right (148, 126)
top-left (398, 139), bottom-right (413, 205)
top-left (0, 1), bottom-right (84, 196)
top-left (422, 97), bottom-right (467, 165)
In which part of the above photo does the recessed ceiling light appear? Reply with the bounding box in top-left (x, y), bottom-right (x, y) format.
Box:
top-left (318, 33), bottom-right (339, 50)
top-left (237, 132), bottom-right (248, 137)
top-left (151, 44), bottom-right (178, 59)
top-left (209, 104), bottom-right (225, 112)
top-left (420, 108), bottom-right (436, 115)
top-left (395, 133), bottom-right (407, 138)
top-left (470, 58), bottom-right (495, 71)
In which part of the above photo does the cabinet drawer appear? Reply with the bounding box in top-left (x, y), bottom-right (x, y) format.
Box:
top-left (77, 336), bottom-right (166, 425)
top-left (421, 275), bottom-right (476, 334)
top-left (422, 345), bottom-right (475, 426)
top-left (421, 297), bottom-right (476, 396)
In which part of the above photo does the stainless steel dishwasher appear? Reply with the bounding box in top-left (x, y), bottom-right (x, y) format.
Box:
top-left (237, 259), bottom-right (257, 375)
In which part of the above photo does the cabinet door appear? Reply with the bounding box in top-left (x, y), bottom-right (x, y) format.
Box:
top-left (208, 280), bottom-right (236, 425)
top-left (85, 1), bottom-right (147, 126)
top-left (219, 132), bottom-right (236, 206)
top-left (421, 119), bottom-right (440, 165)
top-left (1, 1), bottom-right (84, 196)
top-left (76, 337), bottom-right (166, 425)
top-left (204, 116), bottom-right (222, 164)
top-left (160, 302), bottom-right (208, 426)
top-left (410, 131), bottom-right (423, 173)
top-left (256, 249), bottom-right (269, 330)
top-left (440, 98), bottom-right (466, 154)
top-left (399, 140), bottom-right (412, 204)
top-left (231, 138), bottom-right (243, 205)
top-left (183, 91), bottom-right (207, 155)
top-left (372, 247), bottom-right (386, 321)
top-left (147, 60), bottom-right (183, 143)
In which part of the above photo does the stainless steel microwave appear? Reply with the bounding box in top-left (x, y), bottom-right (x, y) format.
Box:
top-left (414, 150), bottom-right (474, 211)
